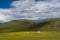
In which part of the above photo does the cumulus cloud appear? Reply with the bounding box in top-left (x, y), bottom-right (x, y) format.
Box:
top-left (0, 0), bottom-right (60, 22)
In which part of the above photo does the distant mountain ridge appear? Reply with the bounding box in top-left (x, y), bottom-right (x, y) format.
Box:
top-left (0, 18), bottom-right (60, 32)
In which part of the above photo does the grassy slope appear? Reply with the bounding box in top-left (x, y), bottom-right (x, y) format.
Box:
top-left (0, 18), bottom-right (60, 32)
top-left (0, 18), bottom-right (60, 40)
top-left (0, 19), bottom-right (36, 32)
top-left (32, 18), bottom-right (60, 31)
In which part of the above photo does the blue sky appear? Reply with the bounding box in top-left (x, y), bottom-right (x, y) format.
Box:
top-left (0, 0), bottom-right (40, 8)
top-left (0, 0), bottom-right (60, 22)
top-left (0, 0), bottom-right (15, 8)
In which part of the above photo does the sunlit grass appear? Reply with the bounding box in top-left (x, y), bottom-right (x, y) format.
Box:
top-left (0, 32), bottom-right (60, 40)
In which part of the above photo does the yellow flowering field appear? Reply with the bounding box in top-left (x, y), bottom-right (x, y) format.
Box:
top-left (0, 32), bottom-right (60, 40)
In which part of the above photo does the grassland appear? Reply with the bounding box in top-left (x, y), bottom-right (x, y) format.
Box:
top-left (0, 32), bottom-right (60, 40)
top-left (0, 18), bottom-right (60, 32)
top-left (0, 18), bottom-right (60, 40)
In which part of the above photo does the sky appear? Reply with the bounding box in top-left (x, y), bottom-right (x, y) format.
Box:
top-left (0, 0), bottom-right (15, 8)
top-left (0, 0), bottom-right (60, 23)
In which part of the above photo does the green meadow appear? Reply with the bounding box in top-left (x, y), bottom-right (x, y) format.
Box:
top-left (0, 32), bottom-right (60, 40)
top-left (0, 18), bottom-right (60, 40)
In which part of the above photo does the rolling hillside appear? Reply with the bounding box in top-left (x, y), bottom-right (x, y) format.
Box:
top-left (0, 18), bottom-right (60, 32)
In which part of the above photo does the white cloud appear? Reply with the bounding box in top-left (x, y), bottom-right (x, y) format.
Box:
top-left (0, 0), bottom-right (60, 22)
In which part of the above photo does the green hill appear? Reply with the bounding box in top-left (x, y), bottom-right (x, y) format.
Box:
top-left (0, 18), bottom-right (60, 32)
top-left (31, 18), bottom-right (60, 31)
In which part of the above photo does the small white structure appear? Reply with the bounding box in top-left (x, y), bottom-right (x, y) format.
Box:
top-left (35, 31), bottom-right (41, 34)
